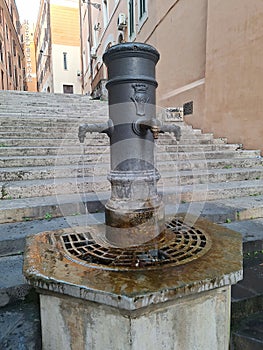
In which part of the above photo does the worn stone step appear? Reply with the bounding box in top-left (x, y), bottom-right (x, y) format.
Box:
top-left (0, 145), bottom-right (85, 157)
top-left (0, 213), bottom-right (104, 256)
top-left (0, 115), bottom-right (107, 126)
top-left (163, 179), bottom-right (263, 203)
top-left (0, 110), bottom-right (107, 118)
top-left (166, 199), bottom-right (263, 228)
top-left (0, 192), bottom-right (106, 224)
top-left (1, 158), bottom-right (263, 182)
top-left (231, 251), bottom-right (263, 328)
top-left (1, 124), bottom-right (202, 136)
top-left (0, 130), bottom-right (214, 142)
top-left (0, 144), bottom-right (248, 159)
top-left (0, 150), bottom-right (261, 168)
top-left (0, 297), bottom-right (41, 349)
top-left (0, 136), bottom-right (224, 147)
top-left (162, 143), bottom-right (243, 152)
top-left (0, 153), bottom-right (262, 172)
top-left (1, 167), bottom-right (263, 197)
top-left (0, 176), bottom-right (110, 199)
top-left (231, 312), bottom-right (263, 350)
top-left (223, 218), bottom-right (263, 253)
top-left (0, 143), bottom-right (245, 157)
top-left (0, 255), bottom-right (31, 308)
top-left (1, 180), bottom-right (263, 224)
top-left (1, 204), bottom-right (263, 258)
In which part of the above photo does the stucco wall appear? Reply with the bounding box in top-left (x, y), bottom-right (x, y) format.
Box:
top-left (136, 0), bottom-right (208, 125)
top-left (52, 44), bottom-right (81, 94)
top-left (204, 0), bottom-right (263, 153)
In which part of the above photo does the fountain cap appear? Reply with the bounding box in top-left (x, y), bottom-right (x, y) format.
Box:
top-left (103, 42), bottom-right (160, 66)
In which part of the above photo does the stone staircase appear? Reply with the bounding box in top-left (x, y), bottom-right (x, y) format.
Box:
top-left (0, 90), bottom-right (262, 349)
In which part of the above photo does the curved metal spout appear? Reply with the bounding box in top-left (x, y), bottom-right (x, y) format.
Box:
top-left (78, 120), bottom-right (114, 143)
top-left (134, 117), bottom-right (181, 141)
top-left (160, 124), bottom-right (181, 141)
top-left (133, 116), bottom-right (162, 139)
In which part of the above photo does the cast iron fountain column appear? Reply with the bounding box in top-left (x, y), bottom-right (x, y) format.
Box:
top-left (79, 43), bottom-right (180, 246)
top-left (104, 43), bottom-right (162, 246)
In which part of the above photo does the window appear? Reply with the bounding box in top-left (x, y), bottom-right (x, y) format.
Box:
top-left (63, 85), bottom-right (73, 94)
top-left (6, 25), bottom-right (8, 39)
top-left (0, 41), bottom-right (3, 62)
top-left (139, 0), bottom-right (146, 20)
top-left (138, 0), bottom-right (148, 29)
top-left (63, 52), bottom-right (67, 70)
top-left (14, 66), bottom-right (18, 89)
top-left (128, 0), bottom-right (135, 39)
top-left (1, 70), bottom-right (4, 89)
top-left (8, 53), bottom-right (12, 77)
top-left (13, 40), bottom-right (16, 56)
top-left (102, 0), bottom-right (109, 27)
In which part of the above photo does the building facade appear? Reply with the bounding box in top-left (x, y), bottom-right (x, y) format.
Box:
top-left (0, 0), bottom-right (24, 90)
top-left (35, 0), bottom-right (82, 94)
top-left (80, 0), bottom-right (263, 153)
top-left (21, 21), bottom-right (37, 92)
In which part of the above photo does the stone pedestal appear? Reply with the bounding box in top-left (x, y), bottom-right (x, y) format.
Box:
top-left (23, 215), bottom-right (243, 350)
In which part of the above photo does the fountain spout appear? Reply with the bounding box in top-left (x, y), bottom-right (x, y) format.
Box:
top-left (160, 124), bottom-right (181, 141)
top-left (78, 120), bottom-right (114, 143)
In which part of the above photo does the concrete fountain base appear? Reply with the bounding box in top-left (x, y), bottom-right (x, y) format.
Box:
top-left (23, 214), bottom-right (243, 350)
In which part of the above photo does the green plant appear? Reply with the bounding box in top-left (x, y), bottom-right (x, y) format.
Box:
top-left (225, 218), bottom-right (232, 223)
top-left (0, 143), bottom-right (6, 147)
top-left (44, 212), bottom-right (53, 220)
top-left (1, 186), bottom-right (9, 200)
top-left (223, 165), bottom-right (232, 169)
top-left (23, 217), bottom-right (33, 222)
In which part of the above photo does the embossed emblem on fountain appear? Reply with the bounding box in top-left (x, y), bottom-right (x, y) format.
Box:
top-left (131, 83), bottom-right (149, 116)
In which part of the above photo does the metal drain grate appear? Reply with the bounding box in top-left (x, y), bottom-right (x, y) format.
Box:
top-left (58, 219), bottom-right (211, 271)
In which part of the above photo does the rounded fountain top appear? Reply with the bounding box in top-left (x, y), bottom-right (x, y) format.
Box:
top-left (102, 42), bottom-right (160, 65)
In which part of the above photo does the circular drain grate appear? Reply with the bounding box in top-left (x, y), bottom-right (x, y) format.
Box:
top-left (58, 219), bottom-right (211, 271)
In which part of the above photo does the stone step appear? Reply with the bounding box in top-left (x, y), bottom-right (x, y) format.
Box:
top-left (0, 106), bottom-right (103, 113)
top-left (0, 136), bottom-right (224, 147)
top-left (163, 179), bottom-right (263, 203)
top-left (0, 153), bottom-right (261, 172)
top-left (0, 122), bottom-right (199, 133)
top-left (0, 143), bottom-right (245, 157)
top-left (0, 192), bottom-right (105, 224)
top-left (1, 203), bottom-right (263, 258)
top-left (1, 180), bottom-right (263, 224)
top-left (231, 251), bottom-right (263, 333)
top-left (0, 90), bottom-right (89, 98)
top-left (166, 197), bottom-right (263, 225)
top-left (0, 213), bottom-right (104, 256)
top-left (0, 255), bottom-right (31, 308)
top-left (1, 167), bottom-right (263, 198)
top-left (0, 111), bottom-right (107, 118)
top-left (1, 159), bottom-right (263, 183)
top-left (231, 312), bottom-right (263, 350)
top-left (223, 218), bottom-right (263, 253)
top-left (0, 130), bottom-right (215, 141)
top-left (0, 115), bottom-right (107, 125)
top-left (0, 150), bottom-right (261, 168)
top-left (0, 296), bottom-right (41, 349)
